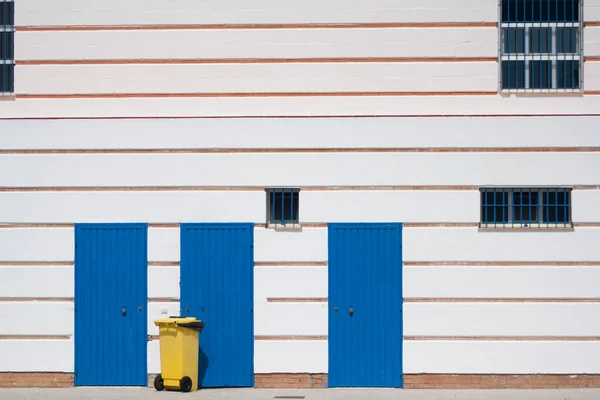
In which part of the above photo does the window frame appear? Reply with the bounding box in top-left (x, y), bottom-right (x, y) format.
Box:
top-left (498, 0), bottom-right (584, 93)
top-left (1, 0), bottom-right (15, 95)
top-left (265, 188), bottom-right (301, 229)
top-left (479, 187), bottom-right (573, 230)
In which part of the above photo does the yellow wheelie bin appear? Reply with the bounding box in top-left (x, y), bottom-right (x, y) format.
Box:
top-left (153, 317), bottom-right (205, 392)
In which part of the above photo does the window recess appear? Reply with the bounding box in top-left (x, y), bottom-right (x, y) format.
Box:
top-left (480, 187), bottom-right (572, 229)
top-left (500, 0), bottom-right (582, 92)
top-left (266, 188), bottom-right (300, 229)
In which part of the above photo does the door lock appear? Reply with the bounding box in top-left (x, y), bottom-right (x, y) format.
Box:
top-left (333, 307), bottom-right (338, 312)
top-left (121, 307), bottom-right (127, 315)
top-left (349, 307), bottom-right (354, 315)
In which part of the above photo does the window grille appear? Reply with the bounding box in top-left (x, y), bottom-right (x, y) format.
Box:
top-left (480, 188), bottom-right (572, 229)
top-left (1, 0), bottom-right (14, 94)
top-left (266, 188), bottom-right (300, 226)
top-left (500, 0), bottom-right (582, 92)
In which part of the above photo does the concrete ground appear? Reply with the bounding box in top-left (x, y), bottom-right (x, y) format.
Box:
top-left (1, 388), bottom-right (600, 400)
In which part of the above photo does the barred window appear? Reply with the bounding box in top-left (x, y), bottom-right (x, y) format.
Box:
top-left (480, 188), bottom-right (572, 229)
top-left (266, 188), bottom-right (300, 226)
top-left (500, 0), bottom-right (582, 92)
top-left (1, 0), bottom-right (14, 94)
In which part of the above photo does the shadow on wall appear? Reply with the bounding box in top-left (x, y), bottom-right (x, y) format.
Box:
top-left (198, 347), bottom-right (209, 389)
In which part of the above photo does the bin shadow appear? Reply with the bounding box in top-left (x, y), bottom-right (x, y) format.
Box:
top-left (197, 346), bottom-right (209, 389)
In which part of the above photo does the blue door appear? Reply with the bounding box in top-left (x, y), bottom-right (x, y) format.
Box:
top-left (74, 223), bottom-right (148, 386)
top-left (328, 223), bottom-right (403, 387)
top-left (180, 223), bottom-right (254, 388)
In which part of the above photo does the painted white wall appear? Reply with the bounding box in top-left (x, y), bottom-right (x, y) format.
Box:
top-left (404, 227), bottom-right (600, 262)
top-left (15, 0), bottom-right (498, 26)
top-left (15, 28), bottom-right (498, 61)
top-left (5, 226), bottom-right (600, 265)
top-left (5, 96), bottom-right (600, 118)
top-left (147, 228), bottom-right (178, 263)
top-left (1, 153), bottom-right (599, 187)
top-left (1, 117), bottom-right (600, 150)
top-left (0, 228), bottom-right (73, 262)
top-left (255, 267), bottom-right (328, 300)
top-left (148, 302), bottom-right (180, 336)
top-left (0, 266), bottom-right (73, 297)
top-left (254, 228), bottom-right (327, 263)
top-left (254, 303), bottom-right (328, 336)
top-left (404, 303), bottom-right (600, 337)
top-left (148, 340), bottom-right (161, 374)
top-left (0, 190), bottom-right (597, 225)
top-left (254, 340), bottom-right (327, 373)
top-left (404, 341), bottom-right (600, 373)
top-left (586, 27), bottom-right (600, 56)
top-left (572, 190), bottom-right (600, 222)
top-left (15, 63), bottom-right (498, 95)
top-left (302, 191), bottom-right (479, 223)
top-left (585, 62), bottom-right (600, 90)
top-left (586, 1), bottom-right (600, 22)
top-left (148, 267), bottom-right (179, 299)
top-left (0, 192), bottom-right (265, 224)
top-left (404, 266), bottom-right (600, 299)
top-left (252, 302), bottom-right (600, 338)
top-left (0, 302), bottom-right (74, 335)
top-left (0, 340), bottom-right (74, 372)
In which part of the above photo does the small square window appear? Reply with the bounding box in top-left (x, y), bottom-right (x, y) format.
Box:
top-left (266, 188), bottom-right (300, 226)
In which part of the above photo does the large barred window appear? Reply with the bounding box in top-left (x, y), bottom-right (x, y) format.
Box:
top-left (501, 0), bottom-right (582, 92)
top-left (1, 0), bottom-right (14, 94)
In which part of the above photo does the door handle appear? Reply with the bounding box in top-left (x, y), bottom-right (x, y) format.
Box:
top-left (349, 307), bottom-right (354, 315)
top-left (121, 307), bottom-right (127, 315)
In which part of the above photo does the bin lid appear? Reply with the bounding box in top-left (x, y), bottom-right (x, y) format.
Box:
top-left (154, 316), bottom-right (198, 326)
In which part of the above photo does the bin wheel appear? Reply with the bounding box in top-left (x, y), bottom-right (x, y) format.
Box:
top-left (153, 374), bottom-right (165, 391)
top-left (180, 376), bottom-right (193, 393)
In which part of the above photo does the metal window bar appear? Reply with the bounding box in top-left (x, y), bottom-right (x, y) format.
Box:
top-left (500, 0), bottom-right (581, 92)
top-left (480, 188), bottom-right (572, 229)
top-left (267, 189), bottom-right (299, 225)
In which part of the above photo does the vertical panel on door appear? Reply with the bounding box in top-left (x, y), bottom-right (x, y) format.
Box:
top-left (180, 223), bottom-right (254, 388)
top-left (74, 223), bottom-right (148, 386)
top-left (328, 223), bottom-right (403, 388)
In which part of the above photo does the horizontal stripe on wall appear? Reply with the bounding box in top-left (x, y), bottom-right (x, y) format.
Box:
top-left (404, 262), bottom-right (600, 266)
top-left (267, 298), bottom-right (328, 303)
top-left (0, 298), bottom-right (177, 302)
top-left (15, 57), bottom-right (600, 66)
top-left (16, 22), bottom-right (499, 31)
top-left (0, 224), bottom-right (599, 229)
top-left (0, 335), bottom-right (70, 340)
top-left (0, 187), bottom-right (598, 192)
top-left (17, 92), bottom-right (600, 99)
top-left (255, 336), bottom-right (327, 341)
top-left (16, 92), bottom-right (500, 99)
top-left (2, 147), bottom-right (599, 154)
top-left (15, 58), bottom-right (499, 65)
top-left (262, 298), bottom-right (600, 303)
top-left (404, 298), bottom-right (600, 303)
top-left (252, 336), bottom-right (600, 341)
top-left (405, 336), bottom-right (600, 341)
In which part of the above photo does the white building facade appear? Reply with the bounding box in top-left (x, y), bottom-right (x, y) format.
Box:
top-left (1, 0), bottom-right (600, 390)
